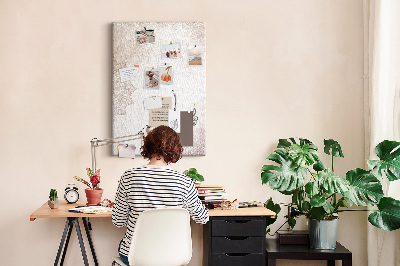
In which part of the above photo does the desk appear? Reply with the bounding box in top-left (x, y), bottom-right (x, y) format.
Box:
top-left (265, 238), bottom-right (352, 266)
top-left (31, 202), bottom-right (275, 266)
top-left (30, 201), bottom-right (109, 266)
top-left (204, 207), bottom-right (275, 266)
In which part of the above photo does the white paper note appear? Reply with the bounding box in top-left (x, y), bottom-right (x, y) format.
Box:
top-left (168, 110), bottom-right (181, 133)
top-left (119, 66), bottom-right (139, 82)
top-left (143, 97), bottom-right (162, 110)
top-left (118, 144), bottom-right (136, 158)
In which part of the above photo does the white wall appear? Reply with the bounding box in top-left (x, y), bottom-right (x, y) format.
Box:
top-left (0, 0), bottom-right (366, 265)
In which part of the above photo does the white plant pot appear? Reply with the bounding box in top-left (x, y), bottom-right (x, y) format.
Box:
top-left (48, 199), bottom-right (60, 209)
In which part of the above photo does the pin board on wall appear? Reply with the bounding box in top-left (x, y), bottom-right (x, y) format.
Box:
top-left (112, 22), bottom-right (206, 156)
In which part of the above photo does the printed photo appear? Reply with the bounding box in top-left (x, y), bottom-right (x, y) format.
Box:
top-left (162, 43), bottom-right (181, 59)
top-left (144, 69), bottom-right (160, 89)
top-left (188, 46), bottom-right (202, 65)
top-left (136, 29), bottom-right (155, 45)
top-left (159, 65), bottom-right (174, 85)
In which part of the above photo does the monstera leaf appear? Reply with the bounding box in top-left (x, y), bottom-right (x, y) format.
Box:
top-left (368, 197), bottom-right (400, 231)
top-left (367, 140), bottom-right (400, 181)
top-left (343, 168), bottom-right (383, 206)
top-left (324, 139), bottom-right (344, 157)
top-left (261, 148), bottom-right (307, 192)
top-left (264, 198), bottom-right (281, 227)
top-left (288, 142), bottom-right (319, 168)
top-left (318, 169), bottom-right (349, 195)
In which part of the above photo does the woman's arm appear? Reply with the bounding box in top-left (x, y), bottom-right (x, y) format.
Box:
top-left (182, 181), bottom-right (209, 224)
top-left (112, 174), bottom-right (129, 227)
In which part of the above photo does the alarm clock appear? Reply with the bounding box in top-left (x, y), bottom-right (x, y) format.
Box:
top-left (64, 184), bottom-right (79, 204)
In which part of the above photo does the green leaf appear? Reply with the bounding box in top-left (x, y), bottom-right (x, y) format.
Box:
top-left (288, 143), bottom-right (319, 168)
top-left (324, 139), bottom-right (344, 158)
top-left (313, 160), bottom-right (326, 172)
top-left (288, 218), bottom-right (296, 229)
top-left (308, 207), bottom-right (326, 221)
top-left (318, 169), bottom-right (349, 195)
top-left (264, 198), bottom-right (281, 227)
top-left (368, 197), bottom-right (400, 231)
top-left (277, 139), bottom-right (292, 148)
top-left (310, 195), bottom-right (326, 207)
top-left (261, 148), bottom-right (307, 192)
top-left (367, 140), bottom-right (400, 181)
top-left (302, 201), bottom-right (311, 212)
top-left (344, 168), bottom-right (383, 206)
top-left (305, 181), bottom-right (319, 197)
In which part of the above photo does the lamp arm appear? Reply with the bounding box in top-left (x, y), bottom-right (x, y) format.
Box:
top-left (90, 133), bottom-right (145, 172)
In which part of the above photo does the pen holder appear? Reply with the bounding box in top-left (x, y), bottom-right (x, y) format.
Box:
top-left (85, 188), bottom-right (103, 206)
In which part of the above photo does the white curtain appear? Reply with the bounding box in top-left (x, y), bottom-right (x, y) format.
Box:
top-left (366, 0), bottom-right (400, 265)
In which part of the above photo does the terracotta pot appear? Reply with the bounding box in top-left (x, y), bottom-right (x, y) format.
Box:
top-left (85, 188), bottom-right (103, 206)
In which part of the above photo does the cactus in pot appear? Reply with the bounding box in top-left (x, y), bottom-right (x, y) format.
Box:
top-left (48, 189), bottom-right (60, 209)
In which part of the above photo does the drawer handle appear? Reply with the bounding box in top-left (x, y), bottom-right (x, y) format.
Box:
top-left (225, 236), bottom-right (249, 241)
top-left (224, 220), bottom-right (250, 224)
top-left (225, 253), bottom-right (250, 257)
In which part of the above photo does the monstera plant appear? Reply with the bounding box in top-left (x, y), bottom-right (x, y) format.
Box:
top-left (261, 138), bottom-right (400, 232)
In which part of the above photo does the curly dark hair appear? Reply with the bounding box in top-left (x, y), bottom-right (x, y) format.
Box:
top-left (141, 125), bottom-right (183, 163)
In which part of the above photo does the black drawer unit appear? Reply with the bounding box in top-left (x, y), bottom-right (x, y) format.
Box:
top-left (204, 216), bottom-right (267, 266)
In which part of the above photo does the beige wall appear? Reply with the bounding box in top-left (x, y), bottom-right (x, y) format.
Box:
top-left (0, 0), bottom-right (366, 265)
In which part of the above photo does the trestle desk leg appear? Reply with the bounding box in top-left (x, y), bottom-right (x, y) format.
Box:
top-left (54, 219), bottom-right (71, 266)
top-left (72, 218), bottom-right (89, 266)
top-left (60, 219), bottom-right (73, 266)
top-left (83, 217), bottom-right (99, 266)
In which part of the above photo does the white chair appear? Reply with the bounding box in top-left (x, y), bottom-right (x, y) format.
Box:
top-left (112, 208), bottom-right (192, 266)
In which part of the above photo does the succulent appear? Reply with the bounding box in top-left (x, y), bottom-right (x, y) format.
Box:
top-left (49, 189), bottom-right (58, 201)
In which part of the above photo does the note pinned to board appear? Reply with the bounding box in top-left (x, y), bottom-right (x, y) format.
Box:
top-left (118, 144), bottom-right (136, 158)
top-left (143, 97), bottom-right (162, 110)
top-left (168, 110), bottom-right (181, 133)
top-left (119, 65), bottom-right (140, 82)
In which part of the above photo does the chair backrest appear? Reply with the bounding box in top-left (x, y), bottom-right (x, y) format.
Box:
top-left (128, 208), bottom-right (192, 266)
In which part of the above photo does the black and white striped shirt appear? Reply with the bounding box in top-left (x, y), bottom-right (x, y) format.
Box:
top-left (112, 165), bottom-right (209, 257)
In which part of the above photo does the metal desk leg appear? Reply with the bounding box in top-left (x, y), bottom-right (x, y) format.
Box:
top-left (60, 219), bottom-right (73, 265)
top-left (83, 217), bottom-right (99, 266)
top-left (71, 218), bottom-right (89, 266)
top-left (55, 219), bottom-right (71, 266)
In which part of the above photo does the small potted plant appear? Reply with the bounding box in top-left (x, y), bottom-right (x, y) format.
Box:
top-left (261, 138), bottom-right (400, 249)
top-left (74, 168), bottom-right (103, 206)
top-left (48, 189), bottom-right (60, 209)
top-left (184, 168), bottom-right (204, 183)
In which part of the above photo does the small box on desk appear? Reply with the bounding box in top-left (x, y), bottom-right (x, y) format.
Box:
top-left (278, 230), bottom-right (309, 245)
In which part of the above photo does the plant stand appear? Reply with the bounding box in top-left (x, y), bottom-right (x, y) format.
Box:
top-left (266, 238), bottom-right (352, 266)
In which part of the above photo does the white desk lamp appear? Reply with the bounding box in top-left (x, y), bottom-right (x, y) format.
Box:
top-left (90, 126), bottom-right (152, 172)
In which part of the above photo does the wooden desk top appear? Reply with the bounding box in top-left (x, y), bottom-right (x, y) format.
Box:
top-left (30, 201), bottom-right (111, 221)
top-left (208, 206), bottom-right (275, 217)
top-left (30, 202), bottom-right (275, 221)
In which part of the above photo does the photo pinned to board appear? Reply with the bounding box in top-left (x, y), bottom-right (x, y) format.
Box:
top-left (162, 42), bottom-right (181, 59)
top-left (159, 64), bottom-right (174, 85)
top-left (144, 68), bottom-right (160, 89)
top-left (188, 46), bottom-right (202, 65)
top-left (136, 28), bottom-right (155, 45)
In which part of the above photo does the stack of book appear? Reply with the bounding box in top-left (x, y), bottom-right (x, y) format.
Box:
top-left (195, 184), bottom-right (227, 205)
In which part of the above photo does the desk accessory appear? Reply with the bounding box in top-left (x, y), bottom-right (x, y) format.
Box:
top-left (48, 189), bottom-right (60, 209)
top-left (64, 184), bottom-right (79, 204)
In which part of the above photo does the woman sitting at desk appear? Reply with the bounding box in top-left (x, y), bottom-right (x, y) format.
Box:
top-left (112, 125), bottom-right (209, 265)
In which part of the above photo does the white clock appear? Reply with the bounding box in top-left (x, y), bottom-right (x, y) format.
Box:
top-left (64, 184), bottom-right (79, 204)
